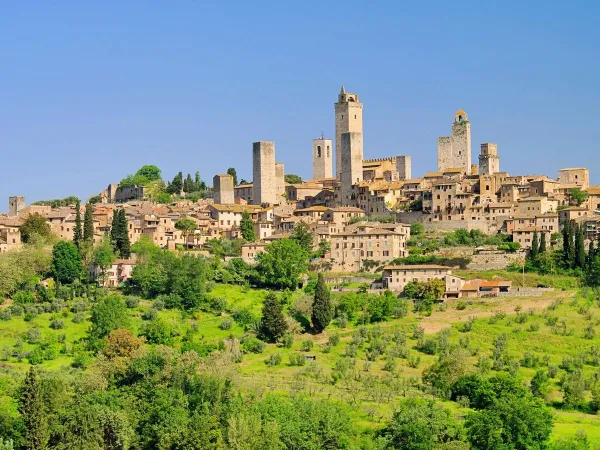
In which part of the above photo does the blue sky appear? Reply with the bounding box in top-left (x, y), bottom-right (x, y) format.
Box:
top-left (1, 1), bottom-right (599, 209)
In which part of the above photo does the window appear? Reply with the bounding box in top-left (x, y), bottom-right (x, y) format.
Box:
top-left (317, 145), bottom-right (321, 157)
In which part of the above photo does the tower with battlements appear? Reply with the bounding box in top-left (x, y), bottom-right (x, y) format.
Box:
top-left (335, 86), bottom-right (363, 180)
top-left (312, 137), bottom-right (333, 179)
top-left (479, 143), bottom-right (499, 176)
top-left (437, 110), bottom-right (472, 174)
top-left (252, 141), bottom-right (276, 205)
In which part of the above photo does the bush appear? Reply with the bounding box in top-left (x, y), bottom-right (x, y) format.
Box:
top-left (125, 296), bottom-right (140, 309)
top-left (49, 319), bottom-right (64, 330)
top-left (328, 333), bottom-right (340, 346)
top-left (71, 301), bottom-right (88, 313)
top-left (153, 298), bottom-right (165, 311)
top-left (289, 353), bottom-right (306, 366)
top-left (26, 328), bottom-right (43, 344)
top-left (28, 347), bottom-right (45, 365)
top-left (233, 308), bottom-right (256, 329)
top-left (219, 318), bottom-right (233, 330)
top-left (12, 291), bottom-right (35, 305)
top-left (300, 340), bottom-right (314, 352)
top-left (72, 312), bottom-right (86, 323)
top-left (456, 301), bottom-right (468, 311)
top-left (266, 353), bottom-right (282, 367)
top-left (0, 309), bottom-right (12, 321)
top-left (281, 332), bottom-right (294, 348)
top-left (9, 305), bottom-right (24, 316)
top-left (241, 337), bottom-right (265, 354)
top-left (142, 308), bottom-right (158, 321)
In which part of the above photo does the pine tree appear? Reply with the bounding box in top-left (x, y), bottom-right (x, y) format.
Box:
top-left (73, 200), bottom-right (83, 249)
top-left (83, 202), bottom-right (94, 242)
top-left (260, 292), bottom-right (287, 343)
top-left (19, 367), bottom-right (48, 450)
top-left (311, 273), bottom-right (333, 333)
top-left (575, 225), bottom-right (586, 269)
top-left (530, 231), bottom-right (539, 260)
top-left (539, 231), bottom-right (547, 254)
top-left (240, 210), bottom-right (255, 242)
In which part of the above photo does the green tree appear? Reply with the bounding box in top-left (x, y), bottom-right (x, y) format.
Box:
top-left (239, 210), bottom-right (255, 242)
top-left (51, 241), bottom-right (83, 283)
top-left (19, 213), bottom-right (52, 243)
top-left (575, 225), bottom-right (586, 269)
top-left (83, 202), bottom-right (94, 243)
top-left (530, 231), bottom-right (539, 260)
top-left (92, 236), bottom-right (117, 284)
top-left (255, 238), bottom-right (309, 290)
top-left (379, 398), bottom-right (463, 449)
top-left (563, 220), bottom-right (575, 268)
top-left (284, 174), bottom-right (302, 184)
top-left (410, 222), bottom-right (425, 236)
top-left (260, 292), bottom-right (287, 343)
top-left (291, 221), bottom-right (313, 253)
top-left (167, 171), bottom-right (183, 194)
top-left (89, 296), bottom-right (129, 342)
top-left (530, 369), bottom-right (550, 399)
top-left (111, 210), bottom-right (131, 258)
top-left (140, 318), bottom-right (173, 345)
top-left (175, 218), bottom-right (197, 246)
top-left (73, 200), bottom-right (83, 249)
top-left (570, 188), bottom-right (588, 206)
top-left (135, 165), bottom-right (162, 181)
top-left (227, 167), bottom-right (238, 186)
top-left (539, 231), bottom-right (547, 254)
top-left (19, 368), bottom-right (48, 450)
top-left (311, 273), bottom-right (332, 333)
top-left (194, 171), bottom-right (206, 191)
top-left (88, 195), bottom-right (102, 205)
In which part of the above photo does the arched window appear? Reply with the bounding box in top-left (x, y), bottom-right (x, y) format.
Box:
top-left (458, 115), bottom-right (463, 122)
top-left (317, 146), bottom-right (321, 157)
top-left (327, 146), bottom-right (330, 157)
top-left (486, 185), bottom-right (490, 191)
top-left (437, 194), bottom-right (440, 200)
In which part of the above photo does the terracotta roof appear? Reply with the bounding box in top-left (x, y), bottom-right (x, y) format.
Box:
top-left (461, 280), bottom-right (481, 291)
top-left (328, 207), bottom-right (364, 213)
top-left (383, 264), bottom-right (451, 270)
top-left (294, 206), bottom-right (328, 213)
top-left (424, 172), bottom-right (443, 178)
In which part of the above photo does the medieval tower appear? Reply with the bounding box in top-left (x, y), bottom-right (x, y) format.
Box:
top-left (340, 132), bottom-right (363, 206)
top-left (252, 141), bottom-right (276, 205)
top-left (335, 86), bottom-right (363, 180)
top-left (312, 137), bottom-right (333, 180)
top-left (479, 143), bottom-right (499, 176)
top-left (437, 110), bottom-right (472, 174)
top-left (213, 174), bottom-right (234, 205)
top-left (8, 196), bottom-right (25, 216)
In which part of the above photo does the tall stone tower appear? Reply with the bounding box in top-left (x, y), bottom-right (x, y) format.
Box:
top-left (335, 86), bottom-right (363, 180)
top-left (437, 110), bottom-right (472, 174)
top-left (340, 132), bottom-right (363, 206)
top-left (8, 196), bottom-right (25, 216)
top-left (479, 143), bottom-right (499, 176)
top-left (213, 174), bottom-right (234, 205)
top-left (275, 162), bottom-right (285, 203)
top-left (252, 141), bottom-right (276, 205)
top-left (395, 156), bottom-right (412, 180)
top-left (312, 137), bottom-right (333, 180)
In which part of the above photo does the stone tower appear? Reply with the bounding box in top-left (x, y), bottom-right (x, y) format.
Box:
top-left (252, 141), bottom-right (276, 205)
top-left (395, 156), bottom-right (412, 180)
top-left (312, 137), bottom-right (333, 180)
top-left (437, 110), bottom-right (472, 174)
top-left (213, 174), bottom-right (234, 205)
top-left (479, 143), bottom-right (499, 176)
top-left (340, 132), bottom-right (363, 206)
top-left (335, 86), bottom-right (363, 180)
top-left (8, 196), bottom-right (25, 216)
top-left (275, 162), bottom-right (285, 203)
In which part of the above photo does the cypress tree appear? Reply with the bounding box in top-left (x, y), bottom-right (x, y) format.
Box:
top-left (183, 173), bottom-right (194, 193)
top-left (530, 231), bottom-right (539, 260)
top-left (562, 219), bottom-right (571, 264)
top-left (539, 231), bottom-right (547, 254)
top-left (240, 210), bottom-right (256, 242)
top-left (575, 225), bottom-right (586, 269)
top-left (587, 239), bottom-right (596, 269)
top-left (83, 202), bottom-right (94, 242)
top-left (311, 273), bottom-right (333, 333)
top-left (19, 367), bottom-right (48, 450)
top-left (73, 200), bottom-right (83, 249)
top-left (260, 292), bottom-right (287, 343)
top-left (118, 209), bottom-right (131, 258)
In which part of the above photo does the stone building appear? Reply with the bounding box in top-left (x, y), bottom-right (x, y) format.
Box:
top-left (437, 110), bottom-right (472, 174)
top-left (382, 265), bottom-right (452, 292)
top-left (252, 141), bottom-right (276, 205)
top-left (479, 143), bottom-right (499, 176)
top-left (8, 196), bottom-right (25, 217)
top-left (335, 86), bottom-right (363, 180)
top-left (558, 168), bottom-right (589, 190)
top-left (340, 132), bottom-right (364, 206)
top-left (275, 162), bottom-right (285, 203)
top-left (312, 137), bottom-right (333, 179)
top-left (213, 174), bottom-right (234, 205)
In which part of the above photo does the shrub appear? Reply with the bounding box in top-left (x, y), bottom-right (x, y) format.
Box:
top-left (153, 298), bottom-right (165, 311)
top-left (142, 308), bottom-right (158, 321)
top-left (125, 296), bottom-right (140, 309)
top-left (233, 308), bottom-right (256, 329)
top-left (28, 347), bottom-right (45, 365)
top-left (0, 309), bottom-right (12, 321)
top-left (336, 313), bottom-right (348, 328)
top-left (26, 328), bottom-right (43, 344)
top-left (300, 340), bottom-right (314, 352)
top-left (281, 332), bottom-right (294, 349)
top-left (13, 291), bottom-right (36, 305)
top-left (266, 353), bottom-right (282, 367)
top-left (456, 301), bottom-right (468, 311)
top-left (328, 333), bottom-right (340, 346)
top-left (418, 339), bottom-right (438, 355)
top-left (289, 353), bottom-right (306, 366)
top-left (219, 318), bottom-right (233, 330)
top-left (9, 305), bottom-right (24, 316)
top-left (71, 301), bottom-right (88, 313)
top-left (241, 337), bottom-right (265, 354)
top-left (49, 319), bottom-right (64, 330)
top-left (72, 312), bottom-right (86, 324)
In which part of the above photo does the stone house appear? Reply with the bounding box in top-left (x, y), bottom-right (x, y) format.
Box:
top-left (511, 227), bottom-right (551, 249)
top-left (382, 265), bottom-right (452, 292)
top-left (90, 258), bottom-right (136, 287)
top-left (241, 243), bottom-right (268, 264)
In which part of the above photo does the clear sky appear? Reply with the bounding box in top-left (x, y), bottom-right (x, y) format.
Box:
top-left (1, 1), bottom-right (599, 209)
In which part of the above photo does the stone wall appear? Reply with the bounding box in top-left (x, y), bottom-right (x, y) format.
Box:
top-left (467, 252), bottom-right (525, 270)
top-left (499, 287), bottom-right (554, 297)
top-left (115, 185), bottom-right (144, 203)
top-left (252, 141), bottom-right (276, 205)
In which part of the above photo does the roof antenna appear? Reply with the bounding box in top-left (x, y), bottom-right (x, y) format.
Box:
top-left (320, 130), bottom-right (324, 139)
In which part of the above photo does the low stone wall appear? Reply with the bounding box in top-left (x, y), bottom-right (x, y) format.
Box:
top-left (324, 276), bottom-right (376, 285)
top-left (467, 252), bottom-right (525, 270)
top-left (499, 287), bottom-right (554, 297)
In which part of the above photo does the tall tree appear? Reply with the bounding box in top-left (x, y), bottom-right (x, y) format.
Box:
top-left (562, 220), bottom-right (575, 268)
top-left (175, 218), bottom-right (197, 247)
top-left (19, 213), bottom-right (52, 243)
top-left (111, 209), bottom-right (131, 259)
top-left (255, 238), bottom-right (309, 290)
top-left (260, 292), bottom-right (287, 343)
top-left (73, 200), bottom-right (83, 249)
top-left (227, 167), bottom-right (238, 186)
top-left (92, 236), bottom-right (117, 284)
top-left (575, 225), bottom-right (586, 269)
top-left (239, 210), bottom-right (255, 242)
top-left (19, 368), bottom-right (48, 450)
top-left (83, 202), bottom-right (94, 243)
top-left (311, 273), bottom-right (332, 333)
top-left (51, 241), bottom-right (83, 284)
top-left (530, 231), bottom-right (539, 260)
top-left (539, 231), bottom-right (547, 254)
top-left (167, 172), bottom-right (183, 194)
top-left (291, 221), bottom-right (313, 253)
top-left (183, 173), bottom-right (194, 193)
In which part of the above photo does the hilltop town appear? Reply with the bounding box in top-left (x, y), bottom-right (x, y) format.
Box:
top-left (2, 87), bottom-right (595, 285)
